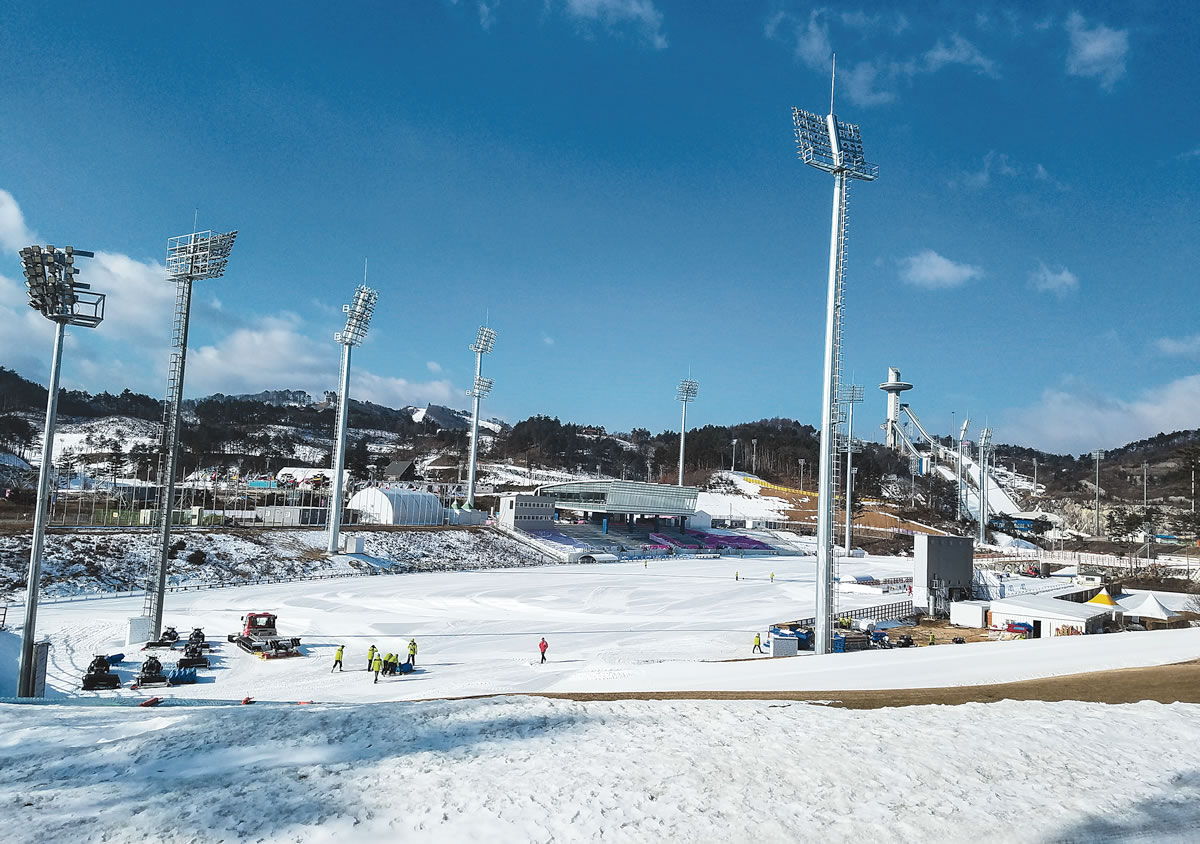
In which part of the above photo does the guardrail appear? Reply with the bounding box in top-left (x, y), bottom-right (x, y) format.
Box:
top-left (778, 599), bottom-right (916, 630)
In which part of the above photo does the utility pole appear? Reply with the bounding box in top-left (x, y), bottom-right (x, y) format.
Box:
top-left (1092, 450), bottom-right (1105, 537)
top-left (751, 438), bottom-right (758, 475)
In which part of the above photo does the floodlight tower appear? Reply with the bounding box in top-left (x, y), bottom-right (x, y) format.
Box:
top-left (675, 378), bottom-right (698, 486)
top-left (977, 427), bottom-right (992, 544)
top-left (15, 245), bottom-right (105, 697)
top-left (145, 228), bottom-right (237, 640)
top-left (792, 64), bottom-right (879, 655)
top-left (840, 385), bottom-right (864, 554)
top-left (327, 284), bottom-right (378, 553)
top-left (731, 438), bottom-right (738, 472)
top-left (464, 325), bottom-right (497, 509)
top-left (1092, 449), bottom-right (1105, 536)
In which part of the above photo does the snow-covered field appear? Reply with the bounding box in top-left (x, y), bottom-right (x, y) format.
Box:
top-left (1, 696), bottom-right (1197, 843)
top-left (6, 554), bottom-right (912, 702)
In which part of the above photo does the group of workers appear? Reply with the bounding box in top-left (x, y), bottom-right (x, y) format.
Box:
top-left (329, 640), bottom-right (420, 683)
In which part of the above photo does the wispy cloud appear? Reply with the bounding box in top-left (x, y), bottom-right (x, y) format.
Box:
top-left (950, 151), bottom-right (1066, 190)
top-left (1028, 261), bottom-right (1078, 296)
top-left (766, 11), bottom-right (998, 107)
top-left (478, 1), bottom-right (498, 31)
top-left (0, 188), bottom-right (37, 253)
top-left (1180, 146), bottom-right (1200, 161)
top-left (427, 360), bottom-right (443, 373)
top-left (1065, 12), bottom-right (1128, 90)
top-left (542, 333), bottom-right (555, 346)
top-left (899, 249), bottom-right (982, 289)
top-left (1003, 374), bottom-right (1200, 453)
top-left (1155, 334), bottom-right (1200, 359)
top-left (924, 34), bottom-right (997, 77)
top-left (562, 0), bottom-right (668, 50)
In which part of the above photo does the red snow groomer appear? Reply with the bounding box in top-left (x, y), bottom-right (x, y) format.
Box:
top-left (227, 612), bottom-right (302, 659)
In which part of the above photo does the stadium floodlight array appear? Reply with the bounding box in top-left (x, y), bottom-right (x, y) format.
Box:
top-left (1092, 449), bottom-right (1105, 536)
top-left (465, 325), bottom-right (498, 509)
top-left (675, 378), bottom-right (698, 487)
top-left (16, 245), bottom-right (105, 698)
top-left (328, 284), bottom-right (379, 554)
top-left (146, 228), bottom-right (237, 641)
top-left (792, 60), bottom-right (878, 655)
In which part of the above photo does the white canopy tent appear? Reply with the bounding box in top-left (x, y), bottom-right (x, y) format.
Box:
top-left (1118, 592), bottom-right (1181, 622)
top-left (349, 487), bottom-right (443, 526)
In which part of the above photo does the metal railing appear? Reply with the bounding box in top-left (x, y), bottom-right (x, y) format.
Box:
top-left (778, 599), bottom-right (916, 630)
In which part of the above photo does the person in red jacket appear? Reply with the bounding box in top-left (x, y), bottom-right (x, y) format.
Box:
top-left (539, 637), bottom-right (548, 664)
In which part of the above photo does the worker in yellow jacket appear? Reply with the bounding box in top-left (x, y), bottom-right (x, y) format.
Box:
top-left (372, 654), bottom-right (383, 683)
top-left (331, 645), bottom-right (344, 673)
top-left (366, 644), bottom-right (377, 671)
top-left (407, 639), bottom-right (418, 668)
top-left (752, 633), bottom-right (763, 654)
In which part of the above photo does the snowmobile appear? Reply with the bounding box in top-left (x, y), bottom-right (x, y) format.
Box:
top-left (894, 634), bottom-right (915, 648)
top-left (135, 655), bottom-right (168, 687)
top-left (176, 641), bottom-right (210, 669)
top-left (186, 627), bottom-right (212, 651)
top-left (81, 655), bottom-right (121, 691)
top-left (145, 626), bottom-right (180, 649)
top-left (227, 612), bottom-right (302, 659)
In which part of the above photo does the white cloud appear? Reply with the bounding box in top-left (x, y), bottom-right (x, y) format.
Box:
top-left (563, 0), bottom-right (667, 49)
top-left (478, 1), bottom-right (497, 31)
top-left (1028, 261), bottom-right (1078, 296)
top-left (426, 360), bottom-right (443, 373)
top-left (841, 61), bottom-right (896, 107)
top-left (1155, 335), bottom-right (1200, 359)
top-left (1065, 12), bottom-right (1128, 90)
top-left (0, 188), bottom-right (37, 253)
top-left (1003, 375), bottom-right (1200, 453)
top-left (1181, 146), bottom-right (1200, 161)
top-left (924, 34), bottom-right (997, 77)
top-left (542, 333), bottom-right (555, 346)
top-left (899, 249), bottom-right (982, 289)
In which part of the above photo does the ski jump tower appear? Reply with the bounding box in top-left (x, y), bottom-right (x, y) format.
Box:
top-left (879, 367), bottom-right (913, 450)
top-left (792, 62), bottom-right (879, 656)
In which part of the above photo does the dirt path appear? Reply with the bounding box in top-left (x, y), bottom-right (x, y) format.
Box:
top-left (515, 659), bottom-right (1200, 709)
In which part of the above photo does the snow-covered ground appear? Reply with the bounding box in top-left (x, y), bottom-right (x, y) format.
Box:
top-left (1, 696), bottom-right (1197, 843)
top-left (8, 555), bottom-right (914, 703)
top-left (10, 550), bottom-right (1200, 706)
top-left (697, 471), bottom-right (797, 522)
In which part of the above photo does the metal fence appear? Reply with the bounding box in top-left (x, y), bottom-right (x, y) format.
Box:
top-left (781, 599), bottom-right (916, 630)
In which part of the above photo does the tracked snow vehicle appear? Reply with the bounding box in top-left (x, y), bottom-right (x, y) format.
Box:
top-left (176, 641), bottom-right (210, 669)
top-left (227, 612), bottom-right (302, 659)
top-left (81, 655), bottom-right (121, 691)
top-left (135, 655), bottom-right (168, 687)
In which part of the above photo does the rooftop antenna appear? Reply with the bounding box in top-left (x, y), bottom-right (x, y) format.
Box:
top-left (792, 56), bottom-right (879, 655)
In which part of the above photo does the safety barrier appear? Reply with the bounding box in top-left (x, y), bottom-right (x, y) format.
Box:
top-left (779, 599), bottom-right (916, 630)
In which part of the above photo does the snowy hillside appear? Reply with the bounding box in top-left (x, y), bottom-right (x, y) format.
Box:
top-left (0, 527), bottom-right (544, 601)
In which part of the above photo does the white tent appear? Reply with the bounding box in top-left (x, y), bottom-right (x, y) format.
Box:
top-left (1119, 592), bottom-right (1181, 622)
top-left (349, 487), bottom-right (443, 526)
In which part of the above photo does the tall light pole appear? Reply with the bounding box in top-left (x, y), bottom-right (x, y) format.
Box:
top-left (731, 438), bottom-right (738, 472)
top-left (840, 385), bottom-right (864, 554)
top-left (145, 228), bottom-right (237, 641)
top-left (1143, 461), bottom-right (1150, 559)
top-left (1092, 449), bottom-right (1105, 537)
top-left (957, 417), bottom-right (970, 521)
top-left (1033, 457), bottom-right (1039, 499)
top-left (464, 325), bottom-right (496, 509)
top-left (676, 378), bottom-right (698, 486)
top-left (16, 244), bottom-right (106, 697)
top-left (751, 438), bottom-right (758, 475)
top-left (327, 284), bottom-right (378, 553)
top-left (846, 467), bottom-right (858, 554)
top-left (799, 458), bottom-right (806, 491)
top-left (792, 64), bottom-right (879, 654)
top-left (977, 428), bottom-right (992, 544)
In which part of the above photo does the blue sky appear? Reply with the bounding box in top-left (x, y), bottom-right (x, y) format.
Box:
top-left (1, 1), bottom-right (1197, 454)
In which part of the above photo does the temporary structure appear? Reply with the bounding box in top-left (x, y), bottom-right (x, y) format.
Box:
top-left (1119, 592), bottom-right (1181, 622)
top-left (348, 487), bottom-right (443, 526)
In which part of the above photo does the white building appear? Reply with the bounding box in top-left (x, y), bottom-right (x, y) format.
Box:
top-left (348, 487), bottom-right (443, 526)
top-left (986, 594), bottom-right (1111, 638)
top-left (497, 494), bottom-right (556, 531)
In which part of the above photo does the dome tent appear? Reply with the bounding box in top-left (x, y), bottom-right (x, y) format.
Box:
top-left (348, 487), bottom-right (443, 526)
